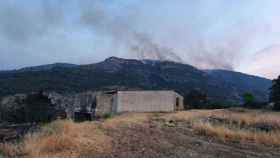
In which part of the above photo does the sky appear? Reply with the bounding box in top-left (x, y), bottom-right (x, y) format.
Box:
top-left (0, 0), bottom-right (279, 79)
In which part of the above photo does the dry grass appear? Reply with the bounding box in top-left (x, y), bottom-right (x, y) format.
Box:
top-left (102, 113), bottom-right (151, 129)
top-left (31, 120), bottom-right (111, 158)
top-left (193, 121), bottom-right (280, 145)
top-left (160, 110), bottom-right (216, 122)
top-left (1, 120), bottom-right (112, 158)
top-left (212, 109), bottom-right (280, 127)
top-left (1, 109), bottom-right (280, 157)
top-left (163, 109), bottom-right (280, 126)
top-left (166, 109), bottom-right (280, 145)
top-left (0, 114), bottom-right (150, 158)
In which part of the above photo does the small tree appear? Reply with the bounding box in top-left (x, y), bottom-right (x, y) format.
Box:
top-left (270, 75), bottom-right (280, 110)
top-left (243, 93), bottom-right (255, 107)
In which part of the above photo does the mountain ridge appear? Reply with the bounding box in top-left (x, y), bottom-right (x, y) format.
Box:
top-left (0, 57), bottom-right (272, 104)
top-left (2, 56), bottom-right (270, 80)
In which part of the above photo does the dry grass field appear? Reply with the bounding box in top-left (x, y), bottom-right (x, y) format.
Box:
top-left (1, 109), bottom-right (280, 158)
top-left (163, 109), bottom-right (280, 145)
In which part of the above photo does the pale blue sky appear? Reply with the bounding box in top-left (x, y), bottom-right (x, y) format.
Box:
top-left (0, 0), bottom-right (279, 79)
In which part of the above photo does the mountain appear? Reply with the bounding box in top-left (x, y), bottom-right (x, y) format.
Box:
top-left (18, 63), bottom-right (78, 72)
top-left (205, 69), bottom-right (271, 103)
top-left (0, 57), bottom-right (272, 104)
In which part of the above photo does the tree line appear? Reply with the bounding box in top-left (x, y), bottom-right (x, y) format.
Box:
top-left (270, 75), bottom-right (280, 110)
top-left (184, 75), bottom-right (280, 110)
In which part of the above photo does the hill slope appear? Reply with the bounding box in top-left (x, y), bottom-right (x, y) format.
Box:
top-left (0, 57), bottom-right (272, 104)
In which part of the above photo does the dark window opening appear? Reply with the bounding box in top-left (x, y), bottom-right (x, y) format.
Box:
top-left (176, 97), bottom-right (180, 108)
top-left (74, 98), bottom-right (97, 122)
top-left (74, 112), bottom-right (92, 122)
top-left (91, 97), bottom-right (97, 116)
top-left (55, 109), bottom-right (67, 119)
top-left (91, 103), bottom-right (96, 116)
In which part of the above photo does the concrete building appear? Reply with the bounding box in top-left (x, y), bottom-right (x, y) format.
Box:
top-left (0, 90), bottom-right (184, 122)
top-left (95, 90), bottom-right (184, 117)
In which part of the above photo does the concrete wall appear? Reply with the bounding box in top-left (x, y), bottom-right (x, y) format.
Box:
top-left (112, 94), bottom-right (118, 114)
top-left (116, 91), bottom-right (181, 112)
top-left (95, 93), bottom-right (114, 117)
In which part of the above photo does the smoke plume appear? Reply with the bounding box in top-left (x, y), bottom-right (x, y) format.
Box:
top-left (79, 0), bottom-right (262, 70)
top-left (80, 1), bottom-right (183, 63)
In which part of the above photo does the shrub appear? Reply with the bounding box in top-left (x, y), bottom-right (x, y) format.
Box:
top-left (243, 93), bottom-right (255, 107)
top-left (0, 91), bottom-right (63, 123)
top-left (23, 92), bottom-right (58, 123)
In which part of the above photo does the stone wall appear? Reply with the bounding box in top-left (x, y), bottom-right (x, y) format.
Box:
top-left (47, 91), bottom-right (97, 119)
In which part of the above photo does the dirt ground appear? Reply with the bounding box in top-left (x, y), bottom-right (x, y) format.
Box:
top-left (95, 114), bottom-right (280, 158)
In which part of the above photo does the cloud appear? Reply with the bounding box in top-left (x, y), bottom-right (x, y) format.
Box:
top-left (0, 1), bottom-right (64, 42)
top-left (242, 45), bottom-right (280, 79)
top-left (0, 1), bottom-right (102, 69)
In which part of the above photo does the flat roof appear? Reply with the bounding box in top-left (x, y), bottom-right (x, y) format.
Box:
top-left (117, 90), bottom-right (182, 97)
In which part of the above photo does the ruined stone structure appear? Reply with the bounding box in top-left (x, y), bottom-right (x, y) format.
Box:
top-left (47, 91), bottom-right (97, 120)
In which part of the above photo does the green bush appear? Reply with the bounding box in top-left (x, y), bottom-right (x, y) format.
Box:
top-left (243, 93), bottom-right (255, 106)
